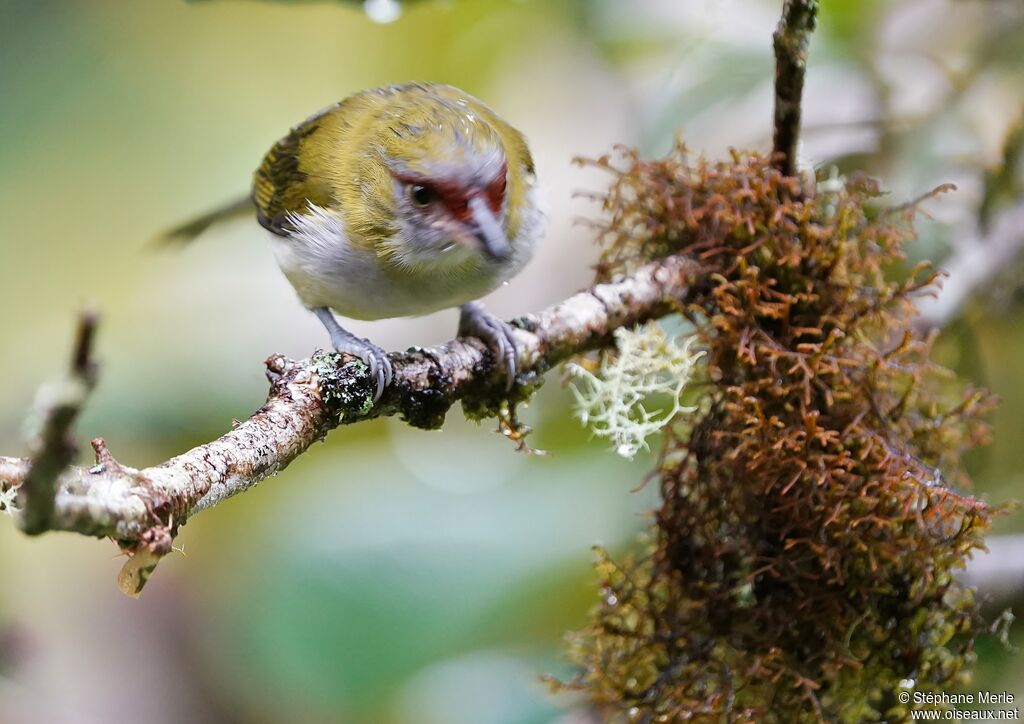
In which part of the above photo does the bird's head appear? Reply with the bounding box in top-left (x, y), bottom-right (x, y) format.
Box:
top-left (336, 84), bottom-right (538, 271)
top-left (390, 149), bottom-right (511, 263)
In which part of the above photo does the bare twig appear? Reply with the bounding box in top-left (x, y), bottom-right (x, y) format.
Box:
top-left (16, 312), bottom-right (99, 535)
top-left (772, 0), bottom-right (819, 177)
top-left (883, 183), bottom-right (958, 217)
top-left (0, 255), bottom-right (696, 595)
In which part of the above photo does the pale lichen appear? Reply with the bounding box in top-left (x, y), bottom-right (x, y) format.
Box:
top-left (568, 323), bottom-right (703, 459)
top-left (0, 484), bottom-right (19, 517)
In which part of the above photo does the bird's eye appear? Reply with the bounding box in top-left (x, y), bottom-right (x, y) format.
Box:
top-left (408, 184), bottom-right (436, 207)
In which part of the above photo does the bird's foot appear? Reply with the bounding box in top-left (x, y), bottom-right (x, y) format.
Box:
top-left (459, 301), bottom-right (518, 390)
top-left (333, 335), bottom-right (393, 402)
top-left (312, 307), bottom-right (393, 402)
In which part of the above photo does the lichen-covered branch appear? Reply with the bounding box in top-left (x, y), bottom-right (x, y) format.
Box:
top-left (772, 0), bottom-right (818, 177)
top-left (0, 255), bottom-right (696, 595)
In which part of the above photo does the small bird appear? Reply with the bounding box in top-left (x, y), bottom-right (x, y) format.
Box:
top-left (166, 82), bottom-right (543, 400)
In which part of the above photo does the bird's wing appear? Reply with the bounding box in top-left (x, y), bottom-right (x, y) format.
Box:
top-left (252, 104), bottom-right (340, 237)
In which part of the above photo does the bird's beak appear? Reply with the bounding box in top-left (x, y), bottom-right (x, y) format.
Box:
top-left (467, 195), bottom-right (510, 261)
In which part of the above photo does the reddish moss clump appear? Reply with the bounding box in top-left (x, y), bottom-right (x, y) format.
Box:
top-left (561, 145), bottom-right (998, 722)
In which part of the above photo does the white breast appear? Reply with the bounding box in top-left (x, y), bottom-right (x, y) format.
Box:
top-left (267, 203), bottom-right (536, 321)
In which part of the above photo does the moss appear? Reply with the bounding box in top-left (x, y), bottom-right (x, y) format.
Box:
top-left (460, 339), bottom-right (548, 442)
top-left (396, 383), bottom-right (451, 430)
top-left (312, 352), bottom-right (375, 420)
top-left (558, 143), bottom-right (1002, 721)
top-left (461, 371), bottom-right (544, 422)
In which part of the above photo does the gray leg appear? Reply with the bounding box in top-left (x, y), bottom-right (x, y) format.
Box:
top-left (312, 307), bottom-right (393, 402)
top-left (458, 301), bottom-right (518, 390)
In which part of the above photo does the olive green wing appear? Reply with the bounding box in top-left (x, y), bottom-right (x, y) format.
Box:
top-left (252, 105), bottom-right (340, 236)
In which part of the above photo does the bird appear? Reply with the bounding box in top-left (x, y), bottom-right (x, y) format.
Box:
top-left (164, 82), bottom-right (543, 401)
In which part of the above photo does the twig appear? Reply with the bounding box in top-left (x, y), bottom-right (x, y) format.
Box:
top-left (772, 0), bottom-right (819, 177)
top-left (16, 312), bottom-right (99, 535)
top-left (883, 183), bottom-right (958, 217)
top-left (0, 255), bottom-right (696, 595)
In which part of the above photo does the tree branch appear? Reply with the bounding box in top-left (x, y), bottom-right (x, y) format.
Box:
top-left (772, 0), bottom-right (819, 177)
top-left (0, 255), bottom-right (696, 595)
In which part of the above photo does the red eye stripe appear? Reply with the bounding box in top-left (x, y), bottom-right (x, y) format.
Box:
top-left (391, 168), bottom-right (505, 221)
top-left (486, 164), bottom-right (508, 213)
top-left (426, 179), bottom-right (471, 221)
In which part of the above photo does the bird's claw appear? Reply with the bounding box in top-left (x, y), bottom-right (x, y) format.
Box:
top-left (334, 337), bottom-right (393, 402)
top-left (312, 307), bottom-right (393, 403)
top-left (360, 344), bottom-right (394, 402)
top-left (459, 302), bottom-right (518, 390)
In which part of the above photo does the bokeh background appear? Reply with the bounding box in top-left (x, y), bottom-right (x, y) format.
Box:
top-left (1, 1), bottom-right (1023, 722)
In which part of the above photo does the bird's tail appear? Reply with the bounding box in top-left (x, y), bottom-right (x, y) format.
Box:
top-left (158, 195), bottom-right (254, 245)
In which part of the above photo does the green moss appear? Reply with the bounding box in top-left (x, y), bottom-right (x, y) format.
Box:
top-left (312, 352), bottom-right (375, 420)
top-left (557, 144), bottom-right (1003, 721)
top-left (395, 383), bottom-right (451, 430)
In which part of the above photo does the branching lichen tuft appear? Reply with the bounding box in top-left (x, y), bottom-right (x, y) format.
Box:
top-left (569, 323), bottom-right (703, 459)
top-left (558, 142), bottom-right (1001, 722)
top-left (0, 483), bottom-right (19, 516)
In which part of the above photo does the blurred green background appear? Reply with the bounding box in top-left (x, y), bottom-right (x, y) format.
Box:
top-left (1, 1), bottom-right (1022, 722)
